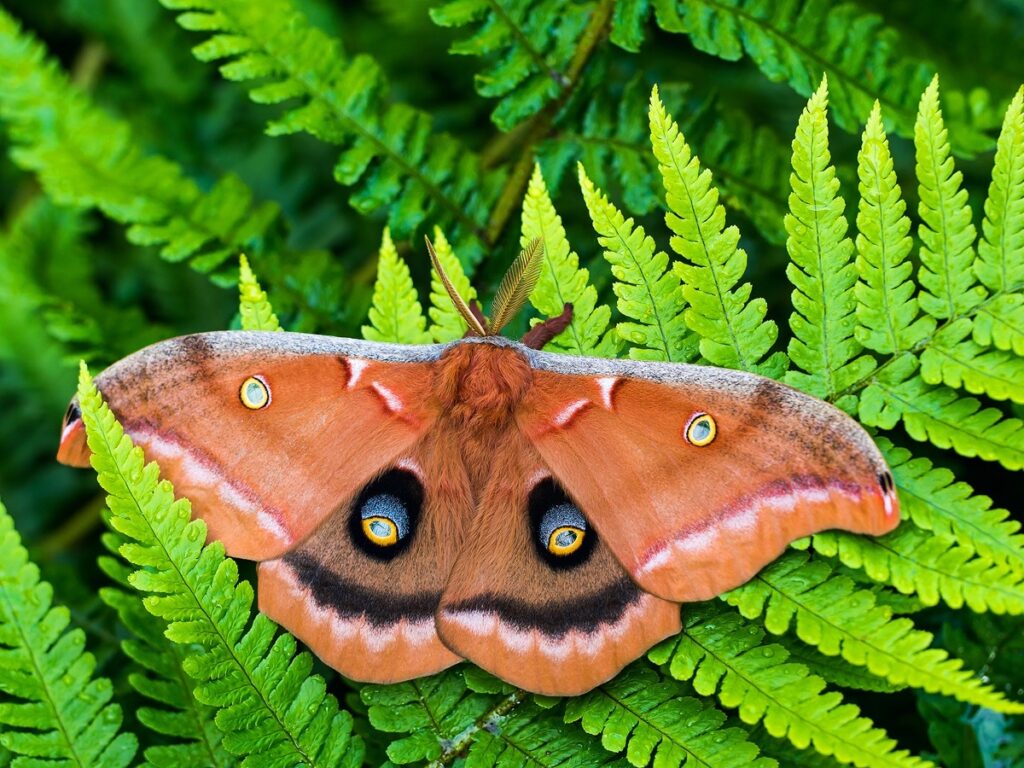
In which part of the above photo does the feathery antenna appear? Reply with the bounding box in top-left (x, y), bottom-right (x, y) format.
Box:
top-left (426, 235), bottom-right (488, 336)
top-left (490, 238), bottom-right (544, 335)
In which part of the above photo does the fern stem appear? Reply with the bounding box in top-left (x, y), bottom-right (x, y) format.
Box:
top-left (484, 0), bottom-right (566, 87)
top-left (427, 689), bottom-right (528, 767)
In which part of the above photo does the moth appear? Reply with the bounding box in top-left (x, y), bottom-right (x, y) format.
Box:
top-left (57, 241), bottom-right (900, 696)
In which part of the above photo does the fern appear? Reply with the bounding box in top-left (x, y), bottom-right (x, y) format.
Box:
top-left (162, 0), bottom-right (499, 254)
top-left (565, 664), bottom-right (778, 767)
top-left (649, 85), bottom-right (784, 376)
top-left (363, 228), bottom-right (433, 344)
top-left (428, 228), bottom-right (478, 343)
top-left (649, 604), bottom-right (933, 768)
top-left (784, 78), bottom-right (875, 401)
top-left (238, 254), bottom-right (283, 333)
top-left (429, 0), bottom-right (605, 130)
top-left (521, 163), bottom-right (613, 355)
top-left (724, 551), bottom-right (1024, 713)
top-left (654, 0), bottom-right (996, 154)
top-left (0, 501), bottom-right (138, 767)
top-left (854, 101), bottom-right (934, 356)
top-left (76, 367), bottom-right (364, 767)
top-left (578, 163), bottom-right (697, 362)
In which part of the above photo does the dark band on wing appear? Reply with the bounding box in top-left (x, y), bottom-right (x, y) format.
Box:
top-left (443, 576), bottom-right (642, 635)
top-left (284, 551), bottom-right (440, 626)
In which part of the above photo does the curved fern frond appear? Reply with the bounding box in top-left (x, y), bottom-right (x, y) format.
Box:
top-left (0, 8), bottom-right (280, 283)
top-left (879, 439), bottom-right (1024, 574)
top-left (855, 101), bottom-right (934, 355)
top-left (77, 368), bottom-right (364, 767)
top-left (649, 604), bottom-right (934, 768)
top-left (977, 87), bottom-right (1024, 293)
top-left (162, 0), bottom-right (499, 253)
top-left (813, 526), bottom-right (1024, 615)
top-left (649, 85), bottom-right (784, 376)
top-left (363, 228), bottom-right (433, 344)
top-left (0, 501), bottom-right (138, 767)
top-left (657, 0), bottom-right (995, 154)
top-left (973, 293), bottom-right (1024, 354)
top-left (919, 319), bottom-right (1024, 402)
top-left (521, 163), bottom-right (613, 355)
top-left (565, 664), bottom-right (778, 767)
top-left (780, 641), bottom-right (905, 694)
top-left (914, 77), bottom-right (986, 321)
top-left (428, 228), bottom-right (480, 343)
top-left (785, 79), bottom-right (875, 400)
top-left (578, 163), bottom-right (698, 362)
top-left (238, 254), bottom-right (283, 332)
top-left (725, 551), bottom-right (1024, 713)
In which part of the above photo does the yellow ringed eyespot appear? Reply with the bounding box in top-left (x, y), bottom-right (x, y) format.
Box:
top-left (685, 413), bottom-right (716, 446)
top-left (240, 376), bottom-right (270, 409)
top-left (362, 516), bottom-right (399, 546)
top-left (547, 525), bottom-right (585, 556)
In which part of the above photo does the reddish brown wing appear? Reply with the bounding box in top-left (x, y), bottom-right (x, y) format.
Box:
top-left (58, 331), bottom-right (445, 560)
top-left (516, 351), bottom-right (900, 603)
top-left (435, 427), bottom-right (680, 696)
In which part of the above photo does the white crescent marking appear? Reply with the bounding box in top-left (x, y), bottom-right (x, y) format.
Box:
top-left (346, 358), bottom-right (369, 389)
top-left (553, 399), bottom-right (590, 428)
top-left (371, 381), bottom-right (403, 413)
top-left (595, 377), bottom-right (619, 409)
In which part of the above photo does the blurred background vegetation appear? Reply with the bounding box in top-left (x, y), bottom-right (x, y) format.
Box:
top-left (0, 0), bottom-right (1022, 765)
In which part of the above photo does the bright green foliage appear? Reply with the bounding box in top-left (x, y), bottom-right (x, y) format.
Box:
top-left (0, 8), bottom-right (279, 284)
top-left (363, 228), bottom-right (433, 345)
top-left (919, 319), bottom-right (1024, 402)
top-left (428, 228), bottom-right (478, 343)
top-left (725, 551), bottom-right (1024, 714)
top-left (76, 368), bottom-right (364, 767)
top-left (98, 558), bottom-right (233, 768)
top-left (429, 0), bottom-right (597, 130)
top-left (649, 605), bottom-right (933, 768)
top-left (0, 501), bottom-right (138, 767)
top-left (521, 163), bottom-right (613, 355)
top-left (813, 527), bottom-right (1024, 616)
top-left (879, 439), bottom-right (1024, 574)
top-left (578, 164), bottom-right (697, 362)
top-left (973, 293), bottom-right (1024, 354)
top-left (781, 641), bottom-right (906, 694)
top-left (914, 77), bottom-right (985, 321)
top-left (163, 0), bottom-right (500, 253)
top-left (977, 87), bottom-right (1024, 294)
top-left (566, 665), bottom-right (777, 767)
top-left (238, 254), bottom-right (283, 332)
top-left (784, 79), bottom-right (874, 400)
top-left (655, 0), bottom-right (995, 154)
top-left (650, 86), bottom-right (784, 376)
top-left (855, 102), bottom-right (934, 355)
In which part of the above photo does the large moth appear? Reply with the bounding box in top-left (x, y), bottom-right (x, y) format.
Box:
top-left (57, 242), bottom-right (899, 696)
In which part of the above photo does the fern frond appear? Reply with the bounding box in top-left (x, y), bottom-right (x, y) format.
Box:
top-left (649, 604), bottom-right (933, 768)
top-left (780, 641), bottom-right (905, 694)
top-left (98, 558), bottom-right (232, 768)
top-left (813, 526), bottom-right (1024, 615)
top-left (977, 87), bottom-right (1024, 293)
top-left (491, 238), bottom-right (545, 334)
top-left (238, 254), bottom-right (283, 332)
top-left (565, 664), bottom-right (778, 767)
top-left (363, 228), bottom-right (433, 344)
top-left (879, 438), bottom-right (1024, 575)
top-left (972, 293), bottom-right (1024, 354)
top-left (725, 551), bottom-right (1024, 713)
top-left (578, 163), bottom-right (698, 362)
top-left (859, 358), bottom-right (1024, 469)
top-left (76, 368), bottom-right (364, 767)
top-left (855, 101), bottom-right (934, 355)
top-left (919, 319), bottom-right (1024, 402)
top-left (427, 229), bottom-right (481, 342)
top-left (650, 86), bottom-right (784, 376)
top-left (914, 77), bottom-right (986, 320)
top-left (785, 79), bottom-right (875, 400)
top-left (429, 0), bottom-right (598, 130)
top-left (521, 163), bottom-right (613, 354)
top-left (0, 9), bottom-right (280, 283)
top-left (658, 0), bottom-right (994, 154)
top-left (0, 501), bottom-right (138, 767)
top-left (163, 0), bottom-right (498, 252)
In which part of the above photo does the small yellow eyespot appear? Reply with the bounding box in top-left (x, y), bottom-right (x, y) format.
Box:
top-left (240, 376), bottom-right (270, 409)
top-left (547, 526), bottom-right (585, 556)
top-left (362, 516), bottom-right (399, 546)
top-left (685, 413), bottom-right (716, 446)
